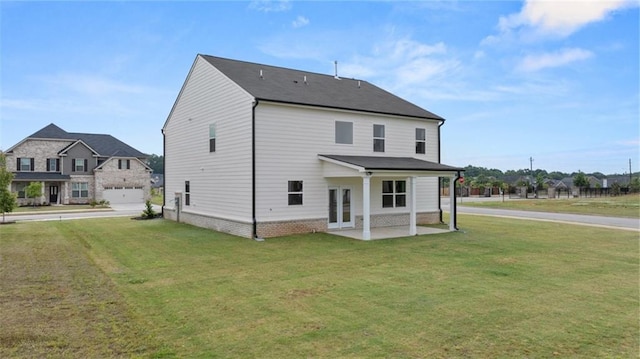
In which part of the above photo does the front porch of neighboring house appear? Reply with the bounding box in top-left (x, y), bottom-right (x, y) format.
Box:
top-left (12, 173), bottom-right (71, 206)
top-left (318, 155), bottom-right (463, 240)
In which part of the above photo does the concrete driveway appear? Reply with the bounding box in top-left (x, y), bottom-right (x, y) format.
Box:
top-left (442, 197), bottom-right (639, 232)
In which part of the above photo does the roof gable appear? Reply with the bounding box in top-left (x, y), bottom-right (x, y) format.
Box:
top-left (200, 55), bottom-right (444, 121)
top-left (6, 123), bottom-right (147, 158)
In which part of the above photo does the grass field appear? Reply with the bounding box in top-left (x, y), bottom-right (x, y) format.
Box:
top-left (1, 217), bottom-right (638, 358)
top-left (460, 193), bottom-right (640, 218)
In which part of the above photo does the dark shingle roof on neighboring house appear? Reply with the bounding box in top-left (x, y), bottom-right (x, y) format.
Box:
top-left (20, 123), bottom-right (147, 158)
top-left (200, 55), bottom-right (444, 121)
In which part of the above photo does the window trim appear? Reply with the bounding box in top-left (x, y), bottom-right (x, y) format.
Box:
top-left (185, 180), bottom-right (190, 206)
top-left (118, 159), bottom-right (131, 170)
top-left (17, 157), bottom-right (34, 172)
top-left (47, 158), bottom-right (59, 172)
top-left (71, 182), bottom-right (89, 198)
top-left (416, 128), bottom-right (426, 154)
top-left (16, 183), bottom-right (27, 198)
top-left (209, 124), bottom-right (216, 153)
top-left (335, 121), bottom-right (353, 145)
top-left (287, 180), bottom-right (303, 206)
top-left (373, 124), bottom-right (385, 152)
top-left (382, 180), bottom-right (406, 208)
top-left (73, 158), bottom-right (87, 172)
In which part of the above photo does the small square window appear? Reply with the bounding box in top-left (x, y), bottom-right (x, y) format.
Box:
top-left (335, 121), bottom-right (353, 144)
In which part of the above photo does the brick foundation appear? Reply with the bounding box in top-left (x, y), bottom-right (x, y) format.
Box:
top-left (256, 218), bottom-right (328, 238)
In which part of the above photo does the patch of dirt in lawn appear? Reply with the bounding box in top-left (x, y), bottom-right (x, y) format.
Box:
top-left (0, 233), bottom-right (160, 358)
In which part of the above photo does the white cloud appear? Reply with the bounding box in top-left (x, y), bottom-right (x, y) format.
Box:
top-left (517, 48), bottom-right (593, 72)
top-left (40, 73), bottom-right (147, 96)
top-left (292, 15), bottom-right (309, 28)
top-left (248, 0), bottom-right (291, 13)
top-left (487, 0), bottom-right (637, 42)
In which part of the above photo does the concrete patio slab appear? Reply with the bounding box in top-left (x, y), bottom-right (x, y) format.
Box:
top-left (329, 225), bottom-right (451, 240)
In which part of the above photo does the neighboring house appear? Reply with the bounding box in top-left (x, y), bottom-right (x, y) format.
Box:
top-left (151, 174), bottom-right (164, 194)
top-left (163, 54), bottom-right (463, 240)
top-left (5, 123), bottom-right (152, 206)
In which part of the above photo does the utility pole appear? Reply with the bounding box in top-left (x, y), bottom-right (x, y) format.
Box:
top-left (530, 157), bottom-right (534, 173)
top-left (629, 158), bottom-right (632, 183)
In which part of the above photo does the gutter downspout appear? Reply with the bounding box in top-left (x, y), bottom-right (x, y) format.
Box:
top-left (452, 170), bottom-right (461, 230)
top-left (252, 100), bottom-right (260, 240)
top-left (161, 128), bottom-right (165, 218)
top-left (437, 119), bottom-right (445, 223)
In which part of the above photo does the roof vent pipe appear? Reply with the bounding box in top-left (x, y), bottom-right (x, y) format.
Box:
top-left (358, 80), bottom-right (361, 88)
top-left (334, 61), bottom-right (340, 79)
top-left (304, 75), bottom-right (307, 84)
top-left (260, 69), bottom-right (263, 79)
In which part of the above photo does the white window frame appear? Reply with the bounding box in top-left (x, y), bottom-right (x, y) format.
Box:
top-left (373, 124), bottom-right (385, 152)
top-left (288, 180), bottom-right (303, 206)
top-left (382, 180), bottom-right (406, 208)
top-left (71, 182), bottom-right (89, 198)
top-left (74, 158), bottom-right (85, 172)
top-left (48, 158), bottom-right (58, 172)
top-left (19, 158), bottom-right (32, 171)
top-left (185, 181), bottom-right (190, 206)
top-left (335, 121), bottom-right (353, 144)
top-left (416, 128), bottom-right (426, 154)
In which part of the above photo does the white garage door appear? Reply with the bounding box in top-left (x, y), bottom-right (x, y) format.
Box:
top-left (103, 186), bottom-right (144, 204)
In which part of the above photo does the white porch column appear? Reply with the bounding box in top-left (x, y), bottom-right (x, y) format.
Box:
top-left (449, 175), bottom-right (456, 231)
top-left (41, 181), bottom-right (45, 205)
top-left (409, 176), bottom-right (417, 236)
top-left (362, 174), bottom-right (371, 240)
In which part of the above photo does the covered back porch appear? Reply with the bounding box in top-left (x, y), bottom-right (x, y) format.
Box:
top-left (319, 154), bottom-right (463, 240)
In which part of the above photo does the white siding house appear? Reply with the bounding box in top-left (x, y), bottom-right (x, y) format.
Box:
top-left (163, 55), bottom-right (463, 239)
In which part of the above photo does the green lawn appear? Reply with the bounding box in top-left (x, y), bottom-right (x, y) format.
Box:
top-left (1, 217), bottom-right (638, 358)
top-left (460, 193), bottom-right (640, 218)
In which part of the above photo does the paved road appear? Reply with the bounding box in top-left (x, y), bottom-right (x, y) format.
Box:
top-left (442, 197), bottom-right (639, 231)
top-left (4, 203), bottom-right (162, 223)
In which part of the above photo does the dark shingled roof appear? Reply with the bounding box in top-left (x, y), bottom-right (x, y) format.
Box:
top-left (13, 172), bottom-right (71, 181)
top-left (200, 55), bottom-right (444, 121)
top-left (26, 123), bottom-right (147, 158)
top-left (319, 155), bottom-right (463, 172)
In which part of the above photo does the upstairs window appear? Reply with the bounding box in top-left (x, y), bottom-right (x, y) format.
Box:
top-left (373, 124), bottom-right (385, 152)
top-left (335, 121), bottom-right (353, 144)
top-left (288, 180), bottom-right (303, 206)
top-left (209, 124), bottom-right (216, 152)
top-left (185, 181), bottom-right (190, 206)
top-left (17, 157), bottom-right (34, 172)
top-left (382, 180), bottom-right (406, 208)
top-left (118, 159), bottom-right (131, 170)
top-left (73, 159), bottom-right (87, 172)
top-left (416, 128), bottom-right (426, 154)
top-left (47, 158), bottom-right (59, 172)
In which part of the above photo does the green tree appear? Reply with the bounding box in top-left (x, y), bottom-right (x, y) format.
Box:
top-left (147, 154), bottom-right (164, 174)
top-left (25, 181), bottom-right (43, 207)
top-left (573, 171), bottom-right (589, 196)
top-left (630, 177), bottom-right (640, 193)
top-left (0, 151), bottom-right (17, 222)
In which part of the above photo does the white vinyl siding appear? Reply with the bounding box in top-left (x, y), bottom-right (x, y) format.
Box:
top-left (163, 56), bottom-right (253, 221)
top-left (254, 102), bottom-right (441, 222)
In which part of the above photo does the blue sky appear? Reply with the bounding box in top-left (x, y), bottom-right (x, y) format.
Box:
top-left (1, 0), bottom-right (638, 175)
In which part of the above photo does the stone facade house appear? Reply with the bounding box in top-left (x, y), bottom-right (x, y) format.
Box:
top-left (163, 55), bottom-right (463, 240)
top-left (5, 123), bottom-right (151, 206)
